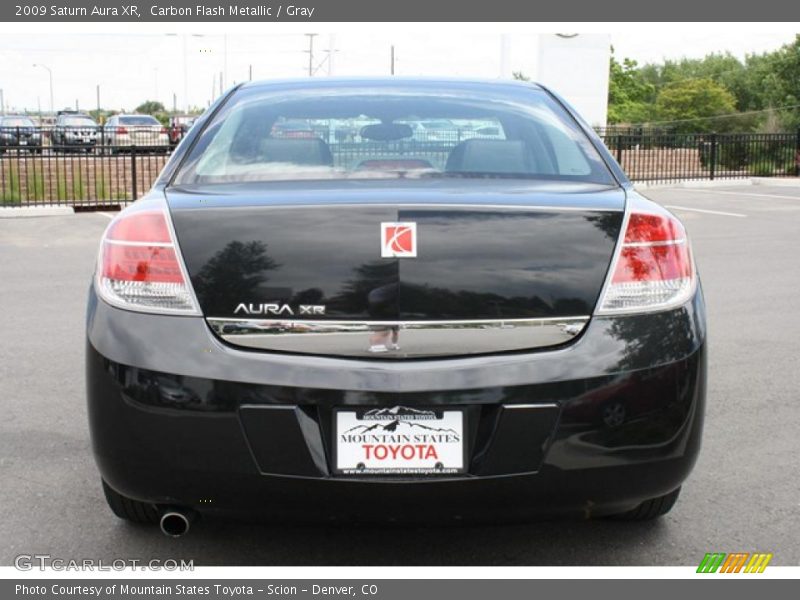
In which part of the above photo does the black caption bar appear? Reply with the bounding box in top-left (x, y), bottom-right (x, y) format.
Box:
top-left (2, 0), bottom-right (800, 21)
top-left (4, 579), bottom-right (793, 600)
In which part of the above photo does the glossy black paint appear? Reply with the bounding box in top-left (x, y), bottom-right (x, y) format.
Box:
top-left (168, 183), bottom-right (623, 321)
top-left (86, 79), bottom-right (705, 520)
top-left (86, 286), bottom-right (706, 518)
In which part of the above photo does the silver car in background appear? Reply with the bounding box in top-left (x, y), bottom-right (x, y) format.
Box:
top-left (102, 114), bottom-right (170, 153)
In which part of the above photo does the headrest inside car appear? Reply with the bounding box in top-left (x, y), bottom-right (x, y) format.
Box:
top-left (259, 138), bottom-right (334, 166)
top-left (445, 139), bottom-right (538, 174)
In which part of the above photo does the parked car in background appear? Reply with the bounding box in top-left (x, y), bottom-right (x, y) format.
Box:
top-left (407, 119), bottom-right (462, 142)
top-left (103, 114), bottom-right (170, 153)
top-left (0, 115), bottom-right (43, 153)
top-left (168, 115), bottom-right (197, 146)
top-left (270, 119), bottom-right (318, 139)
top-left (51, 111), bottom-right (99, 152)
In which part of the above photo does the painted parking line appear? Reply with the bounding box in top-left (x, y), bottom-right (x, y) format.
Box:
top-left (97, 212), bottom-right (116, 220)
top-left (683, 188), bottom-right (800, 200)
top-left (665, 205), bottom-right (747, 218)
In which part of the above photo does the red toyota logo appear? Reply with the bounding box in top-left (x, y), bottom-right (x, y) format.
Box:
top-left (381, 222), bottom-right (417, 258)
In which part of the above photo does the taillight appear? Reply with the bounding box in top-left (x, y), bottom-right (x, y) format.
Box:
top-left (96, 207), bottom-right (198, 314)
top-left (116, 127), bottom-right (128, 135)
top-left (597, 211), bottom-right (695, 314)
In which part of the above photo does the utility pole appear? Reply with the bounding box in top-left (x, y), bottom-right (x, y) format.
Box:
top-left (305, 33), bottom-right (317, 77)
top-left (173, 93), bottom-right (177, 113)
top-left (327, 34), bottom-right (337, 75)
top-left (0, 89), bottom-right (4, 115)
top-left (223, 34), bottom-right (228, 89)
top-left (96, 85), bottom-right (100, 119)
top-left (249, 64), bottom-right (252, 81)
top-left (390, 46), bottom-right (395, 75)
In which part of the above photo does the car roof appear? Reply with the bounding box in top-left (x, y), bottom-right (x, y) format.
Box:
top-left (239, 77), bottom-right (544, 93)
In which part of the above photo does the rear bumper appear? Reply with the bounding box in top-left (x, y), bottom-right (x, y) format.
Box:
top-left (86, 286), bottom-right (707, 519)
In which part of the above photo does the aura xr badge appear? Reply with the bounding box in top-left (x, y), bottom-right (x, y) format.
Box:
top-left (381, 222), bottom-right (417, 258)
top-left (233, 303), bottom-right (326, 316)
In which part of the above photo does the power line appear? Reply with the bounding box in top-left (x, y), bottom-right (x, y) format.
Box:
top-left (629, 103), bottom-right (800, 127)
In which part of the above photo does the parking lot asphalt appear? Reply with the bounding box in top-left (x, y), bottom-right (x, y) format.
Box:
top-left (1, 184), bottom-right (799, 566)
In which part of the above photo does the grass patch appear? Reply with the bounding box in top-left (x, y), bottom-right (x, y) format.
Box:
top-left (1, 164), bottom-right (21, 204)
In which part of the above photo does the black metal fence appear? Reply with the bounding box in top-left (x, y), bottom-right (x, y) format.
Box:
top-left (0, 124), bottom-right (172, 207)
top-left (2, 126), bottom-right (799, 207)
top-left (598, 128), bottom-right (800, 184)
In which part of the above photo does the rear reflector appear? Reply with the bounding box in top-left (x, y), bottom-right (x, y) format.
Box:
top-left (96, 208), bottom-right (198, 314)
top-left (598, 211), bottom-right (695, 314)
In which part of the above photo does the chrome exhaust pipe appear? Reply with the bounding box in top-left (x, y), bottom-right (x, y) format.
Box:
top-left (159, 507), bottom-right (196, 537)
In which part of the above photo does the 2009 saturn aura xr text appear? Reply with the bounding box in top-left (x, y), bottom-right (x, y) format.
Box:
top-left (86, 78), bottom-right (706, 535)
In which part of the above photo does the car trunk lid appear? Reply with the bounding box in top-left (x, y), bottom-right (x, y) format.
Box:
top-left (166, 180), bottom-right (624, 358)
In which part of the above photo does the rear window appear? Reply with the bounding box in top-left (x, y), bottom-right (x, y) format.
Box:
top-left (174, 85), bottom-right (614, 186)
top-left (1, 118), bottom-right (35, 127)
top-left (119, 115), bottom-right (160, 126)
top-left (62, 117), bottom-right (96, 127)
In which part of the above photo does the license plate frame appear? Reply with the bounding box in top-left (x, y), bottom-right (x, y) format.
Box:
top-left (333, 406), bottom-right (467, 476)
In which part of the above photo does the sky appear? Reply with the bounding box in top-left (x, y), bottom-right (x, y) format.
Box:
top-left (0, 29), bottom-right (796, 114)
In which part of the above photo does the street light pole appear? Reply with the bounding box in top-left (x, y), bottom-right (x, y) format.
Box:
top-left (33, 63), bottom-right (54, 114)
top-left (183, 35), bottom-right (189, 113)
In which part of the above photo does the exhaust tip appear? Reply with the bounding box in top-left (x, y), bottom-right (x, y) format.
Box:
top-left (159, 510), bottom-right (192, 537)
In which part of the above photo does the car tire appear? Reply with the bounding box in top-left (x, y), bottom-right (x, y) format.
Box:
top-left (101, 479), bottom-right (159, 524)
top-left (608, 487), bottom-right (681, 521)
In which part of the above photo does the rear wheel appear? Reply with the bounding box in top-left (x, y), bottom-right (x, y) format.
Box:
top-left (609, 487), bottom-right (681, 521)
top-left (101, 479), bottom-right (159, 524)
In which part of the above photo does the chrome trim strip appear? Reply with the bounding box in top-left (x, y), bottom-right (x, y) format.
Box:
top-left (103, 239), bottom-right (173, 248)
top-left (623, 238), bottom-right (686, 248)
top-left (187, 202), bottom-right (623, 213)
top-left (206, 316), bottom-right (590, 359)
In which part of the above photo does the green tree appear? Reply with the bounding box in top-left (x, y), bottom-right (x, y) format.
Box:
top-left (134, 100), bottom-right (166, 115)
top-left (654, 78), bottom-right (738, 133)
top-left (756, 35), bottom-right (800, 129)
top-left (607, 55), bottom-right (655, 124)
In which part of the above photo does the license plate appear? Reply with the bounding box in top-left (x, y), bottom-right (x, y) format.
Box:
top-left (335, 407), bottom-right (465, 475)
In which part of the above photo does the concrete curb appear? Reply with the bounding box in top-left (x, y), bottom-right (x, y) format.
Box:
top-left (0, 205), bottom-right (75, 218)
top-left (751, 177), bottom-right (800, 187)
top-left (635, 177), bottom-right (800, 191)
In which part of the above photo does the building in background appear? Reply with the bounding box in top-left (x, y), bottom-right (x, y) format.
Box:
top-left (496, 34), bottom-right (611, 127)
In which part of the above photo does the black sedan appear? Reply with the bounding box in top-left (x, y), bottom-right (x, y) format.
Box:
top-left (86, 78), bottom-right (706, 536)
